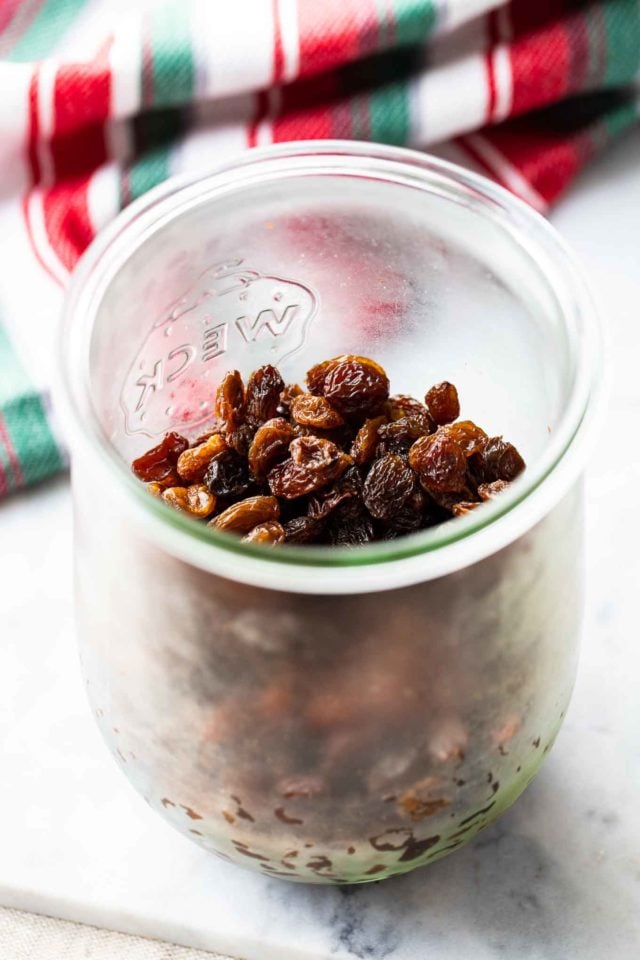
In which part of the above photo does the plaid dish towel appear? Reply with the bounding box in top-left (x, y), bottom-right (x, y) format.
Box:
top-left (0, 0), bottom-right (638, 498)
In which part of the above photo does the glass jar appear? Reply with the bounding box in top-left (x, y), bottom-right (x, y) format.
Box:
top-left (58, 142), bottom-right (601, 883)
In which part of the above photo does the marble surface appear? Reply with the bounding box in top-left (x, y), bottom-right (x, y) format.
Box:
top-left (1, 130), bottom-right (640, 959)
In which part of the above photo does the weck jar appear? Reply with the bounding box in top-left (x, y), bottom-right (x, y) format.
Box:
top-left (57, 142), bottom-right (602, 883)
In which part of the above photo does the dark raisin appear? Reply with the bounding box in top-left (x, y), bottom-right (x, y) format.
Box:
top-left (471, 437), bottom-right (525, 483)
top-left (209, 496), bottom-right (280, 533)
top-left (425, 488), bottom-right (476, 515)
top-left (227, 422), bottom-right (255, 456)
top-left (309, 355), bottom-right (389, 417)
top-left (323, 357), bottom-right (389, 418)
top-left (283, 515), bottom-right (326, 544)
top-left (245, 365), bottom-right (285, 425)
top-left (376, 417), bottom-right (429, 458)
top-left (177, 434), bottom-right (227, 483)
top-left (248, 418), bottom-right (294, 481)
top-left (351, 416), bottom-right (386, 466)
top-left (308, 464), bottom-right (363, 520)
top-left (409, 433), bottom-right (468, 494)
top-left (385, 395), bottom-right (435, 433)
top-left (291, 394), bottom-right (344, 429)
top-left (205, 449), bottom-right (251, 498)
top-left (382, 487), bottom-right (427, 536)
top-left (306, 357), bottom-right (343, 396)
top-left (363, 454), bottom-right (415, 520)
top-left (215, 370), bottom-right (246, 433)
top-left (242, 520), bottom-right (286, 544)
top-left (425, 382), bottom-right (460, 425)
top-left (131, 431), bottom-right (188, 482)
top-left (328, 509), bottom-right (375, 546)
top-left (268, 437), bottom-right (350, 499)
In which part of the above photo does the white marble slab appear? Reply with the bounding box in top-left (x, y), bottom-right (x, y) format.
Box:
top-left (1, 130), bottom-right (640, 960)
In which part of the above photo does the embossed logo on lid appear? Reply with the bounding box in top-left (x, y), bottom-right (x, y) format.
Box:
top-left (121, 259), bottom-right (317, 437)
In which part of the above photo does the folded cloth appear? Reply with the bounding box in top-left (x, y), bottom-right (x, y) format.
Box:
top-left (0, 0), bottom-right (637, 498)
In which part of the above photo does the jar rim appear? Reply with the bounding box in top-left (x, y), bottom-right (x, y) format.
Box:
top-left (57, 141), bottom-right (603, 595)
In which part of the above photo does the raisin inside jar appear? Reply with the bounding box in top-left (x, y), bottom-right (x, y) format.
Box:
top-left (131, 358), bottom-right (525, 546)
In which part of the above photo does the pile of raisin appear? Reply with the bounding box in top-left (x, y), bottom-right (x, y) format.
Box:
top-left (131, 356), bottom-right (525, 547)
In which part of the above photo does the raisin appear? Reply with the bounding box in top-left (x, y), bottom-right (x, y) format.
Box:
top-left (291, 394), bottom-right (344, 429)
top-left (321, 356), bottom-right (390, 418)
top-left (215, 370), bottom-right (246, 433)
top-left (242, 521), bottom-right (286, 545)
top-left (426, 488), bottom-right (476, 515)
top-left (131, 431), bottom-right (188, 482)
top-left (245, 364), bottom-right (285, 425)
top-left (283, 515), bottom-right (326, 544)
top-left (133, 356), bottom-right (524, 549)
top-left (385, 395), bottom-right (435, 433)
top-left (382, 487), bottom-right (426, 536)
top-left (409, 433), bottom-right (468, 494)
top-left (204, 449), bottom-right (251, 498)
top-left (478, 479), bottom-right (510, 501)
top-left (209, 496), bottom-right (280, 533)
top-left (440, 421), bottom-right (488, 457)
top-left (363, 454), bottom-right (415, 520)
top-left (248, 418), bottom-right (294, 481)
top-left (451, 501), bottom-right (481, 517)
top-left (306, 357), bottom-right (343, 396)
top-left (268, 437), bottom-right (350, 499)
top-left (425, 382), bottom-right (460, 425)
top-left (308, 464), bottom-right (363, 520)
top-left (227, 422), bottom-right (255, 456)
top-left (351, 416), bottom-right (386, 466)
top-left (328, 509), bottom-right (375, 546)
top-left (376, 417), bottom-right (429, 458)
top-left (162, 484), bottom-right (216, 518)
top-left (277, 383), bottom-right (303, 414)
top-left (471, 437), bottom-right (525, 483)
top-left (176, 433), bottom-right (227, 483)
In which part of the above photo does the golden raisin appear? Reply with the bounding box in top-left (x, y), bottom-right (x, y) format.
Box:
top-left (242, 521), bottom-right (286, 544)
top-left (176, 433), bottom-right (227, 483)
top-left (478, 479), bottom-right (510, 501)
top-left (209, 496), bottom-right (280, 533)
top-left (351, 416), bottom-right (386, 466)
top-left (451, 501), bottom-right (481, 517)
top-left (162, 484), bottom-right (216, 518)
top-left (425, 382), bottom-right (460, 425)
top-left (440, 421), bottom-right (488, 457)
top-left (215, 370), bottom-right (246, 434)
top-left (291, 394), bottom-right (344, 429)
